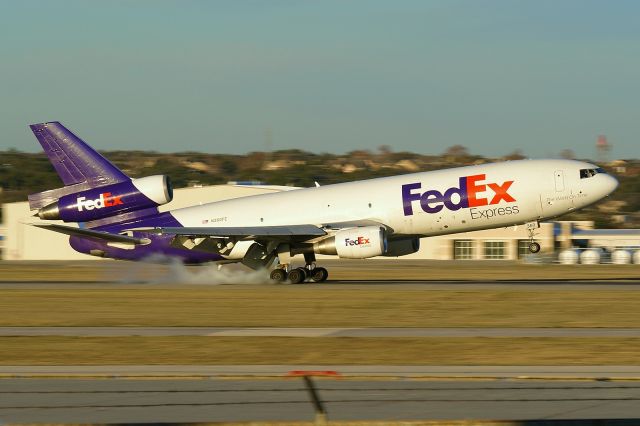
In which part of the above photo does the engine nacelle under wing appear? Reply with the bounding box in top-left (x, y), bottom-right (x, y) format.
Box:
top-left (314, 226), bottom-right (387, 259)
top-left (382, 236), bottom-right (420, 257)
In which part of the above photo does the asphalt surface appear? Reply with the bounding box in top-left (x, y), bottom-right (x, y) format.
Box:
top-left (2, 377), bottom-right (640, 423)
top-left (4, 365), bottom-right (640, 379)
top-left (6, 326), bottom-right (640, 337)
top-left (1, 279), bottom-right (640, 290)
top-left (1, 271), bottom-right (639, 423)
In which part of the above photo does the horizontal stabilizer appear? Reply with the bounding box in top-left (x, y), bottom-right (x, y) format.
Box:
top-left (29, 182), bottom-right (94, 211)
top-left (32, 223), bottom-right (150, 245)
top-left (147, 224), bottom-right (327, 239)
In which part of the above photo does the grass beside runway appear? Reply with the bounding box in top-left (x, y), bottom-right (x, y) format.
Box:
top-left (2, 262), bottom-right (639, 367)
top-left (2, 287), bottom-right (640, 327)
top-left (3, 336), bottom-right (640, 365)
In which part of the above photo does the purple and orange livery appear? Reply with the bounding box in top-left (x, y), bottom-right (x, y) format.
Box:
top-left (27, 122), bottom-right (217, 263)
top-left (31, 122), bottom-right (173, 223)
top-left (402, 174), bottom-right (516, 216)
top-left (24, 121), bottom-right (619, 275)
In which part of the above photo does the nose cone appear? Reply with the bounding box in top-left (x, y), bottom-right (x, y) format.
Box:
top-left (602, 174), bottom-right (619, 196)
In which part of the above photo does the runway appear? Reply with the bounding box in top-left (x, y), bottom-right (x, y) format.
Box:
top-left (2, 377), bottom-right (640, 423)
top-left (2, 259), bottom-right (638, 285)
top-left (0, 279), bottom-right (639, 290)
top-left (4, 365), bottom-right (640, 379)
top-left (6, 326), bottom-right (640, 337)
top-left (1, 265), bottom-right (639, 423)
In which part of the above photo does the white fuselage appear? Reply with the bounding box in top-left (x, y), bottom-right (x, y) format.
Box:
top-left (169, 159), bottom-right (617, 238)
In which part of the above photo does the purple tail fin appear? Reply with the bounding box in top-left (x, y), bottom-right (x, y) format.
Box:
top-left (29, 122), bottom-right (129, 187)
top-left (28, 122), bottom-right (130, 210)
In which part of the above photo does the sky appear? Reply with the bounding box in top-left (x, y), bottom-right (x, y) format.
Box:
top-left (0, 0), bottom-right (639, 159)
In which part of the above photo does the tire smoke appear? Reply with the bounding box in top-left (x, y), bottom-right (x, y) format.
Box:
top-left (112, 255), bottom-right (272, 285)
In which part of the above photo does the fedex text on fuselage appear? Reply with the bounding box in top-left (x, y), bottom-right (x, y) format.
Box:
top-left (402, 174), bottom-right (516, 217)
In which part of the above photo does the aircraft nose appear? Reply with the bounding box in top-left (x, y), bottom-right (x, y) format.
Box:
top-left (603, 174), bottom-right (619, 196)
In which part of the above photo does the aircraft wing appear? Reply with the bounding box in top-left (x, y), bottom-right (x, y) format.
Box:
top-left (148, 224), bottom-right (327, 240)
top-left (34, 221), bottom-right (384, 247)
top-left (32, 223), bottom-right (150, 245)
top-left (322, 219), bottom-right (391, 231)
top-left (145, 221), bottom-right (392, 242)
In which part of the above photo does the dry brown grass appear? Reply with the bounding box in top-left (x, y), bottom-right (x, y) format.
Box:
top-left (2, 286), bottom-right (640, 327)
top-left (1, 336), bottom-right (640, 365)
top-left (2, 262), bottom-right (639, 367)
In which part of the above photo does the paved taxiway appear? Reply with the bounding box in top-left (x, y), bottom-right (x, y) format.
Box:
top-left (6, 326), bottom-right (640, 337)
top-left (2, 377), bottom-right (640, 423)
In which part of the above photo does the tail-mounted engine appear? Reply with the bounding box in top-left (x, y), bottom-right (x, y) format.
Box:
top-left (37, 175), bottom-right (173, 222)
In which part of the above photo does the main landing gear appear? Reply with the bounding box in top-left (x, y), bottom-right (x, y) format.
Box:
top-left (526, 221), bottom-right (541, 253)
top-left (270, 265), bottom-right (329, 284)
top-left (269, 252), bottom-right (329, 284)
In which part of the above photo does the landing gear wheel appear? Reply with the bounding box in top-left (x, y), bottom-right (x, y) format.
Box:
top-left (270, 268), bottom-right (288, 282)
top-left (310, 267), bottom-right (329, 282)
top-left (300, 267), bottom-right (309, 280)
top-left (528, 242), bottom-right (541, 253)
top-left (288, 268), bottom-right (306, 284)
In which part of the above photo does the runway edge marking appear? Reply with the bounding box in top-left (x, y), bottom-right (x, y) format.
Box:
top-left (4, 373), bottom-right (640, 382)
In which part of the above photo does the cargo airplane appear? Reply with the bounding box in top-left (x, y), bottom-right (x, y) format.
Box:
top-left (28, 122), bottom-right (618, 283)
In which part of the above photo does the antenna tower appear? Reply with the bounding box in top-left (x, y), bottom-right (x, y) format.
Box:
top-left (596, 135), bottom-right (611, 164)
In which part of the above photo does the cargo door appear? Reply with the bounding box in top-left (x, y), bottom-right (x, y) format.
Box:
top-left (554, 170), bottom-right (565, 192)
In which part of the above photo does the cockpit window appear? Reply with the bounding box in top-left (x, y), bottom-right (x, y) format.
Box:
top-left (580, 169), bottom-right (594, 178)
top-left (580, 168), bottom-right (607, 179)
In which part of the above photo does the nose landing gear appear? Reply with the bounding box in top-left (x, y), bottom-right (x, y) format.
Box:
top-left (526, 221), bottom-right (541, 253)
